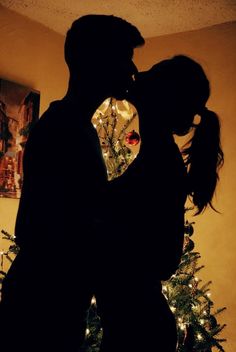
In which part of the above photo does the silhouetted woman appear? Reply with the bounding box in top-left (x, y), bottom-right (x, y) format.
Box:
top-left (99, 55), bottom-right (224, 352)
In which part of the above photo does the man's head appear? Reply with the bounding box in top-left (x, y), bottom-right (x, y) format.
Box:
top-left (65, 15), bottom-right (144, 99)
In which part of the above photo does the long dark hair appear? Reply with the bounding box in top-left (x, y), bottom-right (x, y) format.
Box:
top-left (182, 107), bottom-right (224, 214)
top-left (135, 55), bottom-right (224, 214)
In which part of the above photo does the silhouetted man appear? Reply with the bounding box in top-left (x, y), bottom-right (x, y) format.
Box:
top-left (0, 15), bottom-right (144, 352)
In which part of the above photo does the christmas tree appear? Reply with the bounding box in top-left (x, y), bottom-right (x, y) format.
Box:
top-left (0, 98), bottom-right (226, 351)
top-left (162, 220), bottom-right (226, 351)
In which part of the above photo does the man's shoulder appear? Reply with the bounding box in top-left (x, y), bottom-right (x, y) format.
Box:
top-left (41, 99), bottom-right (68, 119)
top-left (33, 99), bottom-right (72, 133)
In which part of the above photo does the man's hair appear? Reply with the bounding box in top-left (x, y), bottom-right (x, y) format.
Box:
top-left (64, 14), bottom-right (145, 73)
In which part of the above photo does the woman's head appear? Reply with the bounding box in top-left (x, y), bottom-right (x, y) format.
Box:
top-left (135, 55), bottom-right (210, 135)
top-left (135, 55), bottom-right (224, 214)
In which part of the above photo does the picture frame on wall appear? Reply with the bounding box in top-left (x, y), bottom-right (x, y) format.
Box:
top-left (0, 78), bottom-right (40, 199)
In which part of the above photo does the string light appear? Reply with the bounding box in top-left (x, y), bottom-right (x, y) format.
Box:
top-left (91, 296), bottom-right (96, 305)
top-left (192, 304), bottom-right (199, 311)
top-left (197, 333), bottom-right (203, 341)
top-left (162, 285), bottom-right (167, 292)
top-left (177, 318), bottom-right (186, 331)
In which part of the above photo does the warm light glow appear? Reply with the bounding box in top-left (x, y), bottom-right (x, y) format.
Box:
top-left (91, 296), bottom-right (96, 305)
top-left (192, 304), bottom-right (199, 311)
top-left (179, 323), bottom-right (186, 330)
top-left (197, 333), bottom-right (203, 341)
top-left (91, 97), bottom-right (140, 180)
top-left (162, 285), bottom-right (167, 292)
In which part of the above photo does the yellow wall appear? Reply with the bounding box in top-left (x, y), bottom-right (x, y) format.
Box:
top-left (0, 5), bottom-right (235, 350)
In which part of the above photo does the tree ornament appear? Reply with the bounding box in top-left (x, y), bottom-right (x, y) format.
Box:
top-left (125, 130), bottom-right (140, 146)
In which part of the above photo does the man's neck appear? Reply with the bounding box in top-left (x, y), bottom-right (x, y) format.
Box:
top-left (65, 77), bottom-right (112, 115)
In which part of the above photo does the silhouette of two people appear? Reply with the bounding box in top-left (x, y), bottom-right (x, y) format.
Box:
top-left (0, 15), bottom-right (223, 352)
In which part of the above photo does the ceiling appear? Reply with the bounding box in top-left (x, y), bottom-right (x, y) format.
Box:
top-left (1, 0), bottom-right (236, 38)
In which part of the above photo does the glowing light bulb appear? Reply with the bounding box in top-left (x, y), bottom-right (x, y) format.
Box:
top-left (85, 328), bottom-right (90, 336)
top-left (197, 333), bottom-right (203, 341)
top-left (91, 296), bottom-right (96, 305)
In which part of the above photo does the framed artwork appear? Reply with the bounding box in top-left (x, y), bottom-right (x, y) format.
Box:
top-left (0, 79), bottom-right (40, 199)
